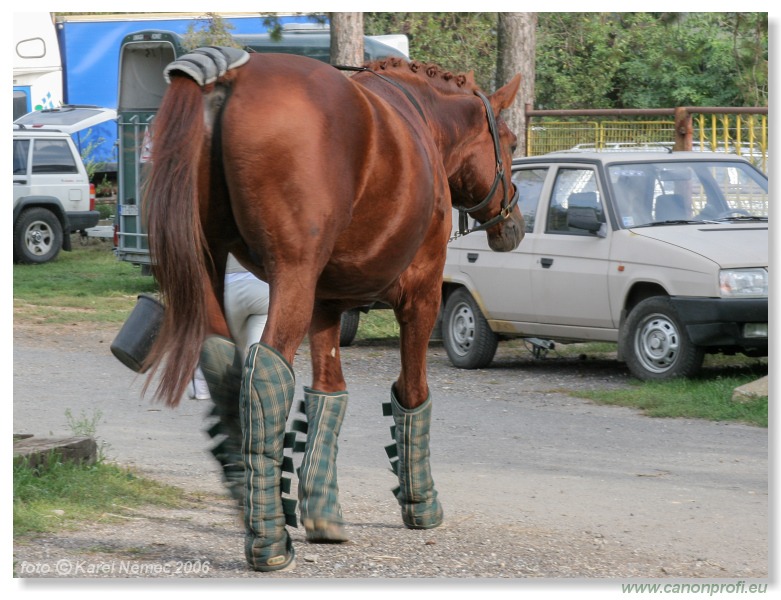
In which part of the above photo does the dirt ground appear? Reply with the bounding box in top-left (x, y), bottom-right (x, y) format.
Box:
top-left (12, 323), bottom-right (770, 584)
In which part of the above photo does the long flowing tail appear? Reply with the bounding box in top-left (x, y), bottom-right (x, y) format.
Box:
top-left (142, 75), bottom-right (211, 407)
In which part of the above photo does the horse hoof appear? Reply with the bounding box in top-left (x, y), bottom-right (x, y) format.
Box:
top-left (402, 500), bottom-right (444, 530)
top-left (302, 518), bottom-right (349, 543)
top-left (251, 557), bottom-right (297, 573)
top-left (246, 535), bottom-right (296, 572)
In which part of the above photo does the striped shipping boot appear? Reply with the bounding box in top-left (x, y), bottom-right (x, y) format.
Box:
top-left (295, 387), bottom-right (349, 543)
top-left (240, 342), bottom-right (298, 572)
top-left (384, 386), bottom-right (444, 529)
top-left (199, 336), bottom-right (244, 504)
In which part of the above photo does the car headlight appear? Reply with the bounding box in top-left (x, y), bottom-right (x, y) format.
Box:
top-left (719, 268), bottom-right (768, 297)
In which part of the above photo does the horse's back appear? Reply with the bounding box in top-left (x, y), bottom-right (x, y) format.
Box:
top-left (218, 54), bottom-right (447, 303)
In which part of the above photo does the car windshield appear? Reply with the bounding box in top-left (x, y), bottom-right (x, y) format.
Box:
top-left (607, 160), bottom-right (768, 228)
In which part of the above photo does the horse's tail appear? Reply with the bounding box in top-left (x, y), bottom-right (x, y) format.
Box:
top-left (142, 75), bottom-right (211, 407)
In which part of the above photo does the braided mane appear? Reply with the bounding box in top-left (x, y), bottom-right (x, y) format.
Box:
top-left (363, 57), bottom-right (478, 93)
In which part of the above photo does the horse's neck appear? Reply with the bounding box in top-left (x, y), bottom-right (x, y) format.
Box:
top-left (423, 95), bottom-right (475, 176)
top-left (387, 72), bottom-right (477, 177)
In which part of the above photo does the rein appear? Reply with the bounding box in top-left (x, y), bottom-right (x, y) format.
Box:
top-left (335, 64), bottom-right (518, 242)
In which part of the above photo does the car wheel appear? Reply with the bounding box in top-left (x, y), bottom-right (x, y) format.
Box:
top-left (442, 288), bottom-right (498, 369)
top-left (622, 296), bottom-right (704, 381)
top-left (339, 309), bottom-right (360, 347)
top-left (14, 208), bottom-right (63, 264)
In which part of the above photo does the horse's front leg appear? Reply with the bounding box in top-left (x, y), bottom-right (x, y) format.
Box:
top-left (295, 306), bottom-right (350, 543)
top-left (388, 283), bottom-right (444, 529)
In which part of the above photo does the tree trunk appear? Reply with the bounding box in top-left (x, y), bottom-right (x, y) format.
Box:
top-left (497, 13), bottom-right (537, 157)
top-left (330, 12), bottom-right (364, 68)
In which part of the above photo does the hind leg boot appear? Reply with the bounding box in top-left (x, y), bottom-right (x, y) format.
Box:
top-left (200, 336), bottom-right (244, 504)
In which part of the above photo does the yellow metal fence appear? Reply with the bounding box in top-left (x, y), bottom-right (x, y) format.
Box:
top-left (526, 110), bottom-right (768, 172)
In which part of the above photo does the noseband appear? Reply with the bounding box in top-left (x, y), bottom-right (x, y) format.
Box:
top-left (336, 65), bottom-right (518, 240)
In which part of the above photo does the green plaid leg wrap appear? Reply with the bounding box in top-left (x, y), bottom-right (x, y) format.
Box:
top-left (200, 336), bottom-right (244, 504)
top-left (385, 387), bottom-right (444, 529)
top-left (241, 342), bottom-right (297, 572)
top-left (297, 388), bottom-right (349, 542)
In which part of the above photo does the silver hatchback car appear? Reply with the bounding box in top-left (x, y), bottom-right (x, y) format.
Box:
top-left (441, 151), bottom-right (768, 380)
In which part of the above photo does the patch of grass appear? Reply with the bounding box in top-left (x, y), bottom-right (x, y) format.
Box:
top-left (13, 243), bottom-right (156, 325)
top-left (354, 308), bottom-right (400, 342)
top-left (13, 454), bottom-right (185, 537)
top-left (573, 367), bottom-right (767, 427)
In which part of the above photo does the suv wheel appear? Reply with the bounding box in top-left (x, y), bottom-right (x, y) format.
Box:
top-left (622, 296), bottom-right (704, 381)
top-left (14, 208), bottom-right (63, 264)
top-left (442, 288), bottom-right (498, 369)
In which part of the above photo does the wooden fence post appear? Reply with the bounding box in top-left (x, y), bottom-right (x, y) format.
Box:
top-left (674, 107), bottom-right (692, 151)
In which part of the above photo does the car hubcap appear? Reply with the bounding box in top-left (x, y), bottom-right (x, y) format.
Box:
top-left (636, 314), bottom-right (679, 373)
top-left (26, 222), bottom-right (54, 256)
top-left (450, 304), bottom-right (475, 356)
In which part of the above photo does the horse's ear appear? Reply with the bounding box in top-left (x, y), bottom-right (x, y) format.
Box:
top-left (490, 74), bottom-right (522, 112)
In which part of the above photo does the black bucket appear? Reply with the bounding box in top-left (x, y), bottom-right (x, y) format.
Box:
top-left (110, 294), bottom-right (164, 373)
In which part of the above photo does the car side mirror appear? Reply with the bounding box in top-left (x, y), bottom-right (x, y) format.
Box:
top-left (567, 206), bottom-right (603, 235)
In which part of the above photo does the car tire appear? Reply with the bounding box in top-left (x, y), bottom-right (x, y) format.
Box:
top-left (622, 296), bottom-right (704, 381)
top-left (442, 288), bottom-right (498, 369)
top-left (14, 207), bottom-right (63, 264)
top-left (339, 309), bottom-right (360, 347)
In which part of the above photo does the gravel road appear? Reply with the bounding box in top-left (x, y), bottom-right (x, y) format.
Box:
top-left (12, 323), bottom-right (768, 583)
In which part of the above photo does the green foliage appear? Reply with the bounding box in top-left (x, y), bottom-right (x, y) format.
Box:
top-left (365, 13), bottom-right (498, 91)
top-left (181, 13), bottom-right (241, 50)
top-left (78, 127), bottom-right (107, 179)
top-left (366, 12), bottom-right (766, 107)
top-left (535, 12), bottom-right (768, 109)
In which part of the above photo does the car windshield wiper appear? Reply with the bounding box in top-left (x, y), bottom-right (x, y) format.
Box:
top-left (644, 220), bottom-right (706, 226)
top-left (715, 215), bottom-right (768, 222)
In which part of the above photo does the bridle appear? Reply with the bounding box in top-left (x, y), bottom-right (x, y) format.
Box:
top-left (452, 90), bottom-right (520, 241)
top-left (335, 65), bottom-right (519, 241)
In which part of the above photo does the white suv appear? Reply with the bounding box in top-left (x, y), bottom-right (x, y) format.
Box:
top-left (442, 151), bottom-right (768, 380)
top-left (13, 124), bottom-right (99, 263)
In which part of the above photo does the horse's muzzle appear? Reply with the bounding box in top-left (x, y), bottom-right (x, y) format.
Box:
top-left (487, 206), bottom-right (525, 252)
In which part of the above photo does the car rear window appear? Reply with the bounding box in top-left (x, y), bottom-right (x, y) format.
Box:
top-left (31, 139), bottom-right (79, 174)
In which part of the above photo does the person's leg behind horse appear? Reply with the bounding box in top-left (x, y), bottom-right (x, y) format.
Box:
top-left (224, 271), bottom-right (270, 360)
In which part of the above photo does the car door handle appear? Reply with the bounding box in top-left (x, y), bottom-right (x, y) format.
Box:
top-left (540, 257), bottom-right (554, 268)
top-left (467, 253), bottom-right (479, 263)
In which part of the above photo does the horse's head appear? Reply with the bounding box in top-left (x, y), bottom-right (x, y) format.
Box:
top-left (449, 73), bottom-right (525, 252)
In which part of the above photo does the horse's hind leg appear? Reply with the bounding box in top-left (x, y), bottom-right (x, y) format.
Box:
top-left (199, 336), bottom-right (244, 504)
top-left (296, 307), bottom-right (350, 543)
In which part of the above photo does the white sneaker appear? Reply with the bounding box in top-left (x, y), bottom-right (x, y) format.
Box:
top-left (190, 367), bottom-right (211, 400)
top-left (192, 378), bottom-right (211, 400)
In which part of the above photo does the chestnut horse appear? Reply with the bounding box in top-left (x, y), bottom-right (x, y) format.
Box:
top-left (142, 50), bottom-right (523, 571)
